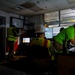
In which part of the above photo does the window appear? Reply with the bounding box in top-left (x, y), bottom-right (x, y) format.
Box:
top-left (10, 17), bottom-right (24, 28)
top-left (60, 9), bottom-right (75, 26)
top-left (44, 11), bottom-right (59, 27)
top-left (53, 27), bottom-right (61, 37)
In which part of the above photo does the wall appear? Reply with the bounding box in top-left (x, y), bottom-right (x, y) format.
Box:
top-left (0, 10), bottom-right (20, 27)
top-left (0, 10), bottom-right (24, 56)
top-left (26, 14), bottom-right (44, 30)
top-left (0, 10), bottom-right (25, 36)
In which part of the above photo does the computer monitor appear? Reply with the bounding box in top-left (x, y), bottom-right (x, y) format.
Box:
top-left (53, 27), bottom-right (61, 37)
top-left (45, 27), bottom-right (53, 39)
top-left (22, 37), bottom-right (30, 43)
top-left (53, 26), bottom-right (69, 37)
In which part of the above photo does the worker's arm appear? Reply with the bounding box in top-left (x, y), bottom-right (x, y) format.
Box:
top-left (70, 39), bottom-right (75, 45)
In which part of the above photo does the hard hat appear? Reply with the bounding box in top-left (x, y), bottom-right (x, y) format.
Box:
top-left (35, 25), bottom-right (45, 33)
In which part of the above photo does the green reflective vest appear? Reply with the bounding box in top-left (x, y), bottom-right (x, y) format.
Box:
top-left (7, 27), bottom-right (17, 41)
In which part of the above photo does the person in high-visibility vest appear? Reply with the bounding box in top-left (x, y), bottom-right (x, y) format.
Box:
top-left (7, 25), bottom-right (18, 59)
top-left (53, 24), bottom-right (75, 54)
top-left (29, 25), bottom-right (54, 60)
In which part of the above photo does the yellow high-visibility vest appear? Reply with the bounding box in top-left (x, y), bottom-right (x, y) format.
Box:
top-left (30, 38), bottom-right (55, 60)
top-left (7, 27), bottom-right (17, 41)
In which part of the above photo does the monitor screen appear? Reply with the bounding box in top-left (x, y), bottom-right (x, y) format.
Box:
top-left (45, 28), bottom-right (53, 39)
top-left (53, 27), bottom-right (61, 37)
top-left (22, 38), bottom-right (30, 43)
top-left (53, 26), bottom-right (69, 37)
top-left (10, 17), bottom-right (24, 28)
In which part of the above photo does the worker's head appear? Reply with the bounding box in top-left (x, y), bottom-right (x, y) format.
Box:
top-left (74, 24), bottom-right (75, 27)
top-left (35, 25), bottom-right (45, 38)
top-left (60, 27), bottom-right (64, 32)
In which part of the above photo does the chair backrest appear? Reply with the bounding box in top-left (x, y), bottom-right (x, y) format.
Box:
top-left (27, 45), bottom-right (51, 68)
top-left (28, 45), bottom-right (50, 59)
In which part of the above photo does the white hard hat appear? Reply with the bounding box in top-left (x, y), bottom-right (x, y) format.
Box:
top-left (35, 25), bottom-right (45, 33)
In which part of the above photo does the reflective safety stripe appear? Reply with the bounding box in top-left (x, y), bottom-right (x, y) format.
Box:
top-left (8, 35), bottom-right (16, 41)
top-left (42, 39), bottom-right (48, 47)
top-left (8, 38), bottom-right (16, 41)
top-left (8, 35), bottom-right (16, 39)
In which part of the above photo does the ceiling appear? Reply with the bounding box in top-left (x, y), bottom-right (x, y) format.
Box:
top-left (0, 0), bottom-right (75, 16)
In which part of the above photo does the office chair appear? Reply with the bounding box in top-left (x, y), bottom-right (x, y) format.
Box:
top-left (27, 45), bottom-right (56, 75)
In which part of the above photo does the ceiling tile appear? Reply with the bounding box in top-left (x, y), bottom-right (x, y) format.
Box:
top-left (68, 0), bottom-right (75, 4)
top-left (20, 2), bottom-right (43, 12)
top-left (20, 2), bottom-right (35, 8)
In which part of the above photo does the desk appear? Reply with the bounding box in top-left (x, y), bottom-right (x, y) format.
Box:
top-left (11, 55), bottom-right (27, 61)
top-left (56, 53), bottom-right (75, 75)
top-left (0, 55), bottom-right (53, 75)
top-left (0, 55), bottom-right (31, 74)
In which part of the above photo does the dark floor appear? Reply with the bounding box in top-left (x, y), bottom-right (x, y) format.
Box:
top-left (0, 55), bottom-right (57, 75)
top-left (1, 54), bottom-right (75, 75)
